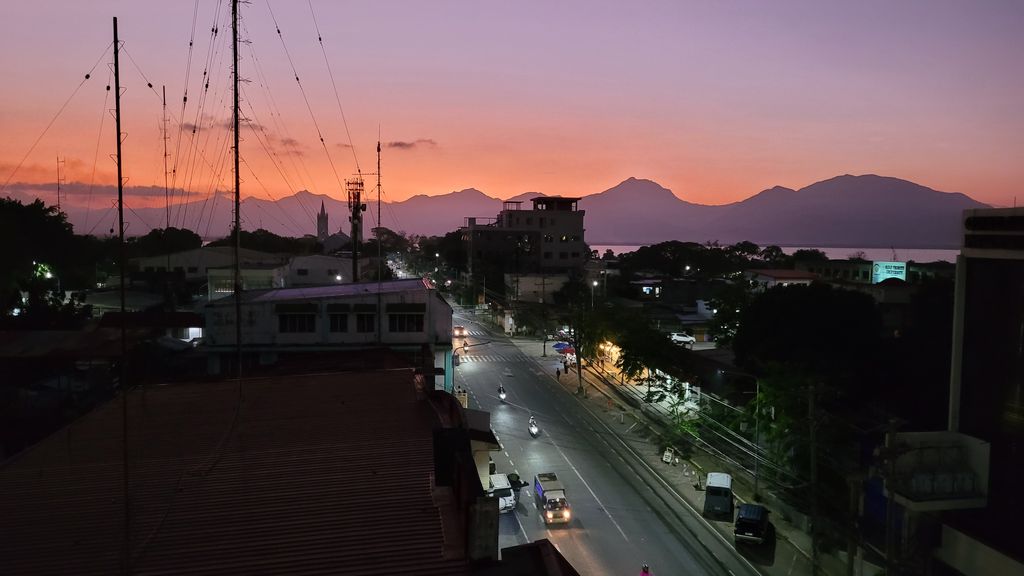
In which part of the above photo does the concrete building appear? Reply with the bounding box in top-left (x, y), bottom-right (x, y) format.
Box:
top-left (464, 197), bottom-right (587, 277)
top-left (745, 268), bottom-right (818, 290)
top-left (872, 207), bottom-right (1023, 575)
top-left (130, 246), bottom-right (285, 283)
top-left (204, 278), bottom-right (456, 391)
top-left (206, 263), bottom-right (288, 300)
top-left (927, 206), bottom-right (1023, 575)
top-left (287, 254), bottom-right (360, 286)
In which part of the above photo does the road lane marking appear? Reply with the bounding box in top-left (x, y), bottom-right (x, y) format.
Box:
top-left (545, 434), bottom-right (630, 543)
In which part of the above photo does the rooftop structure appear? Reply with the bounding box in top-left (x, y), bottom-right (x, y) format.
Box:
top-left (0, 370), bottom-right (487, 575)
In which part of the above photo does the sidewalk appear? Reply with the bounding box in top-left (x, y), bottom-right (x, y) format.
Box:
top-left (507, 336), bottom-right (874, 576)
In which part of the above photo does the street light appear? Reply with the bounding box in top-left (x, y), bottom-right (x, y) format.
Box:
top-left (591, 280), bottom-right (598, 308)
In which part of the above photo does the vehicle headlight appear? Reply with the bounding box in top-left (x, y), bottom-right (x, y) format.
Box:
top-left (546, 511), bottom-right (553, 520)
top-left (563, 510), bottom-right (570, 520)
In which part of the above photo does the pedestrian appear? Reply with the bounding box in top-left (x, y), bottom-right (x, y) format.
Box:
top-left (556, 368), bottom-right (561, 379)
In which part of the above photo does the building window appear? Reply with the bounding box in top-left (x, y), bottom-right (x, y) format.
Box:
top-left (559, 252), bottom-right (568, 259)
top-left (356, 313), bottom-right (375, 333)
top-left (187, 266), bottom-right (198, 273)
top-left (526, 217), bottom-right (533, 225)
top-left (570, 235), bottom-right (580, 242)
top-left (297, 269), bottom-right (309, 276)
top-left (539, 217), bottom-right (545, 226)
top-left (389, 313), bottom-right (424, 333)
top-left (560, 235), bottom-right (568, 243)
top-left (544, 234), bottom-right (553, 243)
top-left (278, 314), bottom-right (315, 333)
top-left (543, 251), bottom-right (552, 259)
top-left (329, 314), bottom-right (347, 332)
top-left (571, 252), bottom-right (580, 258)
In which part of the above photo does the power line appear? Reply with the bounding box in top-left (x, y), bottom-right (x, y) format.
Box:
top-left (1, 42), bottom-right (112, 192)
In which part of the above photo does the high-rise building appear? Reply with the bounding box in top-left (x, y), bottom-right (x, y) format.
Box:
top-left (936, 206), bottom-right (1024, 574)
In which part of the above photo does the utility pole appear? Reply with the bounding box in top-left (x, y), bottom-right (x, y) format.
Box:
top-left (232, 0), bottom-right (242, 377)
top-left (808, 382), bottom-right (819, 576)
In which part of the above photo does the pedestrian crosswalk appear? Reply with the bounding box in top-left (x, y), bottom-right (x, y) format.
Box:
top-left (459, 354), bottom-right (527, 363)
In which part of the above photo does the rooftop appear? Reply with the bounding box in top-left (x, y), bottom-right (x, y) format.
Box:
top-left (0, 370), bottom-right (471, 575)
top-left (747, 268), bottom-right (819, 280)
top-left (207, 278), bottom-right (433, 306)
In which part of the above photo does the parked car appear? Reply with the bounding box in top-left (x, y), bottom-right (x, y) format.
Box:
top-left (702, 472), bottom-right (734, 520)
top-left (734, 503), bottom-right (771, 545)
top-left (670, 332), bottom-right (696, 347)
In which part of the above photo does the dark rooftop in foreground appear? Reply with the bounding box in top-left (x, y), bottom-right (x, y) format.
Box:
top-left (0, 370), bottom-right (472, 575)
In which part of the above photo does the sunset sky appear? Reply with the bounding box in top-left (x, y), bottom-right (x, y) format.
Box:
top-left (2, 0), bottom-right (1022, 230)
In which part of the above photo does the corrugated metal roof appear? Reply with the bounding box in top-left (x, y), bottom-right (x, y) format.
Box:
top-left (0, 371), bottom-right (471, 576)
top-left (207, 278), bottom-right (432, 307)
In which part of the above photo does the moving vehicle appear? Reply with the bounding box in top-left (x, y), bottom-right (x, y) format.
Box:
top-left (534, 472), bottom-right (571, 524)
top-left (702, 472), bottom-right (734, 520)
top-left (528, 416), bottom-right (540, 438)
top-left (670, 332), bottom-right (696, 347)
top-left (453, 325), bottom-right (468, 338)
top-left (734, 503), bottom-right (771, 545)
top-left (488, 473), bottom-right (517, 513)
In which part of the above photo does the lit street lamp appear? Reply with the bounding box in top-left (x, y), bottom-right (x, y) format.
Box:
top-left (591, 279), bottom-right (598, 308)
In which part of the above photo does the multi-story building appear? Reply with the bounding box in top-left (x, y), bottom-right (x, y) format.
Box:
top-left (464, 197), bottom-right (587, 277)
top-left (931, 206), bottom-right (1024, 575)
top-left (204, 278), bottom-right (456, 391)
top-left (874, 207), bottom-right (1022, 575)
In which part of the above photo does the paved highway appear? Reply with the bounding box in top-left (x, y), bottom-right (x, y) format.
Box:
top-left (452, 315), bottom-right (761, 576)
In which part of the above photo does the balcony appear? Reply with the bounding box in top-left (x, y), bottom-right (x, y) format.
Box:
top-left (880, 431), bottom-right (989, 512)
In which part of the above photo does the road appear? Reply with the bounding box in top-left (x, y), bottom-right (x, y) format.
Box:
top-left (452, 315), bottom-right (761, 576)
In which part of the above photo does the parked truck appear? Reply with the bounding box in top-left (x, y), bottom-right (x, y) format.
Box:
top-left (533, 472), bottom-right (571, 524)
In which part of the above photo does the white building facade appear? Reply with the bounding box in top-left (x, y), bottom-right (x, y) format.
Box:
top-left (204, 278), bottom-right (455, 390)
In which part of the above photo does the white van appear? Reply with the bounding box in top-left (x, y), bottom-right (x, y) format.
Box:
top-left (488, 473), bottom-right (517, 513)
top-left (702, 472), bottom-right (734, 520)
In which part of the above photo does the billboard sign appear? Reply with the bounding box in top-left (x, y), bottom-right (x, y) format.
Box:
top-left (872, 261), bottom-right (907, 283)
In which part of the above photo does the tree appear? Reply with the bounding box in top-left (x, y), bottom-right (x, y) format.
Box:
top-left (758, 245), bottom-right (791, 268)
top-left (552, 278), bottom-right (609, 395)
top-left (792, 248), bottom-right (829, 263)
top-left (125, 227), bottom-right (202, 258)
top-left (0, 198), bottom-right (95, 327)
top-left (705, 277), bottom-right (758, 347)
top-left (207, 228), bottom-right (319, 255)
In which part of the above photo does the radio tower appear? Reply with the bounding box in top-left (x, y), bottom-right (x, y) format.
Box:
top-left (347, 177), bottom-right (366, 282)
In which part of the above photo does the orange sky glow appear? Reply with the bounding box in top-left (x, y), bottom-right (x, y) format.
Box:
top-left (2, 1), bottom-right (1023, 230)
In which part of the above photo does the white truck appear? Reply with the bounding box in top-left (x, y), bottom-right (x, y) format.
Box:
top-left (488, 473), bottom-right (517, 513)
top-left (533, 472), bottom-right (572, 525)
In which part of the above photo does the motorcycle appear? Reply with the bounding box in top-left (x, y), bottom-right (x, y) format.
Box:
top-left (528, 417), bottom-right (540, 438)
top-left (498, 387), bottom-right (507, 402)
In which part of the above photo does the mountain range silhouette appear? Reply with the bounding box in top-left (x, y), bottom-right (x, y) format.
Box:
top-left (52, 174), bottom-right (986, 248)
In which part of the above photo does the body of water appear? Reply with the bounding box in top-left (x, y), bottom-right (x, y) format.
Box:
top-left (592, 244), bottom-right (959, 263)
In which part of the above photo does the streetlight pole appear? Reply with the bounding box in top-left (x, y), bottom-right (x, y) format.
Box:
top-left (754, 378), bottom-right (760, 499)
top-left (591, 280), bottom-right (598, 308)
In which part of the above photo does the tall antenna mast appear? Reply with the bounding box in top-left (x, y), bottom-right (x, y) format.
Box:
top-left (162, 85), bottom-right (169, 232)
top-left (347, 177), bottom-right (365, 282)
top-left (55, 155), bottom-right (65, 213)
top-left (376, 139), bottom-right (382, 281)
top-left (232, 0), bottom-right (242, 376)
top-left (113, 16), bottom-right (131, 574)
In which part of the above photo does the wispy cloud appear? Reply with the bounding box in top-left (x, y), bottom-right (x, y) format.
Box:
top-left (387, 139), bottom-right (437, 150)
